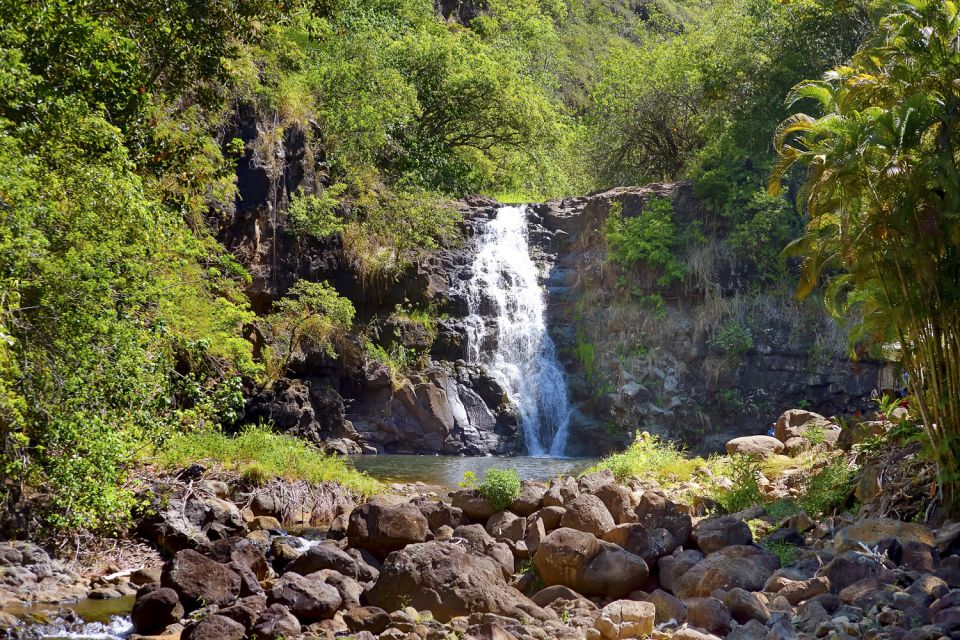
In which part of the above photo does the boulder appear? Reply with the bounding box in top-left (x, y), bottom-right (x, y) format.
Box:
top-left (344, 606), bottom-right (392, 635)
top-left (593, 599), bottom-right (655, 639)
top-left (131, 587), bottom-right (184, 634)
top-left (139, 495), bottom-right (246, 555)
top-left (685, 597), bottom-right (732, 635)
top-left (692, 515), bottom-right (752, 554)
top-left (774, 576), bottom-right (830, 605)
top-left (543, 477), bottom-right (578, 508)
top-left (634, 492), bottom-right (691, 550)
top-left (182, 614), bottom-right (245, 640)
top-left (314, 568), bottom-right (363, 608)
top-left (161, 549), bottom-right (241, 611)
top-left (452, 489), bottom-right (497, 521)
top-left (560, 494), bottom-right (615, 537)
top-left (673, 546), bottom-right (779, 598)
top-left (425, 502), bottom-right (467, 531)
top-left (774, 409), bottom-right (831, 442)
top-left (368, 540), bottom-right (551, 622)
top-left (487, 511), bottom-right (527, 542)
top-left (594, 483), bottom-right (636, 524)
top-left (601, 524), bottom-right (666, 565)
top-left (578, 469), bottom-right (615, 494)
top-left (834, 518), bottom-right (935, 553)
top-left (250, 603), bottom-right (302, 640)
top-left (725, 436), bottom-right (784, 458)
top-left (530, 584), bottom-right (587, 607)
top-left (348, 502), bottom-right (428, 559)
top-left (202, 537), bottom-right (269, 580)
top-left (533, 528), bottom-right (649, 598)
top-left (267, 571), bottom-right (342, 623)
top-left (510, 481), bottom-right (546, 516)
top-left (218, 595), bottom-right (268, 630)
top-left (286, 543), bottom-right (359, 578)
top-left (722, 588), bottom-right (770, 624)
top-left (658, 550), bottom-right (704, 595)
top-left (821, 550), bottom-right (897, 594)
top-left (647, 589), bottom-right (686, 624)
top-left (536, 506), bottom-right (566, 531)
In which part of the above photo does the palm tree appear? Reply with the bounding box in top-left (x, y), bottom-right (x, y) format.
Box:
top-left (770, 0), bottom-right (960, 510)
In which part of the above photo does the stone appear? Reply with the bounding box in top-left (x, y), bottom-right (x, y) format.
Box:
top-left (834, 518), bottom-right (935, 552)
top-left (250, 603), bottom-right (302, 640)
top-left (658, 549), bottom-right (704, 595)
top-left (634, 492), bottom-right (691, 550)
top-left (487, 512), bottom-right (527, 542)
top-left (466, 622), bottom-right (520, 640)
top-left (182, 614), bottom-right (245, 640)
top-left (673, 545), bottom-right (779, 598)
top-left (348, 502), bottom-right (429, 559)
top-left (692, 515), bottom-right (752, 555)
top-left (821, 550), bottom-right (897, 594)
top-left (267, 571), bottom-right (342, 623)
top-left (369, 540), bottom-right (551, 623)
top-left (344, 606), bottom-right (392, 634)
top-left (776, 576), bottom-right (830, 605)
top-left (425, 502), bottom-right (466, 531)
top-left (532, 527), bottom-right (649, 598)
top-left (530, 585), bottom-right (587, 607)
top-left (202, 536), bottom-right (269, 580)
top-left (452, 489), bottom-right (497, 521)
top-left (725, 435), bottom-right (784, 458)
top-left (218, 595), bottom-right (268, 630)
top-left (560, 494), bottom-right (616, 537)
top-left (138, 495), bottom-right (246, 555)
top-left (510, 481), bottom-right (546, 516)
top-left (685, 597), bottom-right (732, 635)
top-left (248, 515), bottom-right (282, 531)
top-left (314, 568), bottom-right (363, 608)
top-left (579, 469), bottom-right (615, 495)
top-left (594, 484), bottom-right (636, 525)
top-left (130, 567), bottom-right (163, 586)
top-left (161, 549), bottom-right (241, 611)
top-left (536, 506), bottom-right (566, 531)
top-left (131, 587), bottom-right (184, 634)
top-left (774, 409), bottom-right (831, 442)
top-left (286, 543), bottom-right (359, 578)
top-left (722, 588), bottom-right (770, 624)
top-left (601, 524), bottom-right (666, 565)
top-left (647, 589), bottom-right (686, 624)
top-left (593, 600), bottom-right (655, 639)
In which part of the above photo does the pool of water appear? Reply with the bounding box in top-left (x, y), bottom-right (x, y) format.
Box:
top-left (348, 454), bottom-right (597, 487)
top-left (6, 595), bottom-right (134, 639)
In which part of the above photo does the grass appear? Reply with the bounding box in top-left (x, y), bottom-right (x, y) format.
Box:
top-left (587, 433), bottom-right (705, 484)
top-left (491, 191), bottom-right (543, 204)
top-left (156, 424), bottom-right (381, 496)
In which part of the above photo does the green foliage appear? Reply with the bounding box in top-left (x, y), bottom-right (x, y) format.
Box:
top-left (478, 468), bottom-right (522, 511)
top-left (458, 471), bottom-right (478, 490)
top-left (798, 458), bottom-right (857, 518)
top-left (589, 433), bottom-right (702, 483)
top-left (605, 198), bottom-right (693, 286)
top-left (765, 498), bottom-right (801, 521)
top-left (770, 0), bottom-right (960, 509)
top-left (713, 455), bottom-right (764, 514)
top-left (363, 339), bottom-right (417, 377)
top-left (764, 540), bottom-right (798, 566)
top-left (288, 186), bottom-right (348, 240)
top-left (574, 330), bottom-right (598, 386)
top-left (709, 322), bottom-right (754, 363)
top-left (264, 281), bottom-right (355, 381)
top-left (158, 424), bottom-right (381, 496)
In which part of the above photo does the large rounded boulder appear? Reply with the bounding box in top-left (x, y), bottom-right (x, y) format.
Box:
top-left (161, 549), bottom-right (240, 611)
top-left (532, 527), bottom-right (649, 598)
top-left (560, 494), bottom-right (616, 536)
top-left (692, 515), bottom-right (752, 554)
top-left (634, 492), bottom-right (691, 550)
top-left (673, 545), bottom-right (780, 598)
top-left (369, 540), bottom-right (552, 622)
top-left (348, 502), bottom-right (428, 559)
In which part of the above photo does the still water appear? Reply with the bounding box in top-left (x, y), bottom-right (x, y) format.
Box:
top-left (349, 454), bottom-right (597, 487)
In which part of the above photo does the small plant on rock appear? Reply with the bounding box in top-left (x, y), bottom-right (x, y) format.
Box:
top-left (714, 455), bottom-right (764, 513)
top-left (479, 468), bottom-right (521, 511)
top-left (798, 457), bottom-right (858, 517)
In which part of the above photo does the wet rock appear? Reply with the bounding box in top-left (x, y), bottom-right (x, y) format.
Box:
top-left (131, 587), bottom-right (184, 634)
top-left (560, 494), bottom-right (616, 537)
top-left (348, 502), bottom-right (429, 559)
top-left (692, 515), bottom-right (752, 554)
top-left (533, 527), bottom-right (649, 598)
top-left (369, 540), bottom-right (551, 622)
top-left (161, 549), bottom-right (241, 611)
top-left (267, 571), bottom-right (342, 623)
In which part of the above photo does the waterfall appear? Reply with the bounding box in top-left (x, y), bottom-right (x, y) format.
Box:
top-left (465, 205), bottom-right (572, 457)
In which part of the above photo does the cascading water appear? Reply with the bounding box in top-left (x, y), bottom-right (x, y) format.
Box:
top-left (465, 205), bottom-right (572, 457)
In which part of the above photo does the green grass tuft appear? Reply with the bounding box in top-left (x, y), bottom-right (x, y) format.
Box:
top-left (588, 433), bottom-right (703, 484)
top-left (157, 425), bottom-right (381, 496)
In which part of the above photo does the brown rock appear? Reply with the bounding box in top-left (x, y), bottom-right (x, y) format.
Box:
top-left (348, 502), bottom-right (428, 559)
top-left (510, 481), bottom-right (546, 516)
top-left (593, 599), bottom-right (654, 639)
top-left (692, 515), bottom-right (752, 555)
top-left (722, 588), bottom-right (770, 624)
top-left (725, 436), bottom-right (784, 458)
top-left (647, 588), bottom-right (686, 624)
top-left (602, 524), bottom-right (666, 565)
top-left (673, 546), bottom-right (779, 598)
top-left (250, 603), bottom-right (302, 640)
top-left (533, 528), bottom-right (649, 598)
top-left (634, 492), bottom-right (691, 550)
top-left (834, 517), bottom-right (934, 552)
top-left (267, 571), bottom-right (341, 623)
top-left (182, 614), bottom-right (245, 640)
top-left (344, 606), bottom-right (391, 634)
top-left (560, 494), bottom-right (616, 537)
top-left (161, 549), bottom-right (240, 611)
top-left (685, 597), bottom-right (732, 635)
top-left (594, 484), bottom-right (637, 525)
top-left (452, 489), bottom-right (496, 521)
top-left (131, 587), bottom-right (184, 634)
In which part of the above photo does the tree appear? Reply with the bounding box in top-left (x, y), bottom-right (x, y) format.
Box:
top-left (770, 0), bottom-right (960, 509)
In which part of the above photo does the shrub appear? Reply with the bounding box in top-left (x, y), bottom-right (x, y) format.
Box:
top-left (158, 424), bottom-right (381, 496)
top-left (478, 468), bottom-right (521, 511)
top-left (798, 457), bottom-right (857, 517)
top-left (288, 185), bottom-right (348, 239)
top-left (709, 322), bottom-right (754, 362)
top-left (604, 198), bottom-right (688, 286)
top-left (589, 433), bottom-right (702, 484)
top-left (713, 454), bottom-right (764, 514)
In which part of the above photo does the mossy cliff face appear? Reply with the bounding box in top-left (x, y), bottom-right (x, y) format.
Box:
top-left (524, 184), bottom-right (888, 455)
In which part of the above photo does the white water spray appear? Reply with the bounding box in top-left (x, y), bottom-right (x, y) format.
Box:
top-left (465, 205), bottom-right (571, 456)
